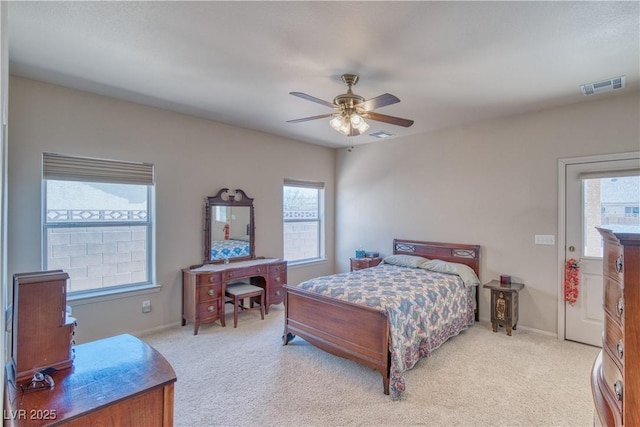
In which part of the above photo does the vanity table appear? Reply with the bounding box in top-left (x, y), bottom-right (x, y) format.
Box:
top-left (182, 188), bottom-right (287, 334)
top-left (182, 258), bottom-right (286, 334)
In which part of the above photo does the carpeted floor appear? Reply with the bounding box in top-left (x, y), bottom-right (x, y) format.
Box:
top-left (141, 305), bottom-right (599, 427)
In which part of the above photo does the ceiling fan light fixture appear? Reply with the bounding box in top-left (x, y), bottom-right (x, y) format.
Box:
top-left (350, 113), bottom-right (364, 126)
top-left (350, 113), bottom-right (369, 133)
top-left (330, 116), bottom-right (346, 131)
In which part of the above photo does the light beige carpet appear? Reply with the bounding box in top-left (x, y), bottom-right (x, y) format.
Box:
top-left (141, 306), bottom-right (599, 427)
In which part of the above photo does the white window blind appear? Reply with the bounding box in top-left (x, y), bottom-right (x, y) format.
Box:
top-left (43, 152), bottom-right (154, 185)
top-left (283, 178), bottom-right (325, 189)
top-left (579, 168), bottom-right (639, 180)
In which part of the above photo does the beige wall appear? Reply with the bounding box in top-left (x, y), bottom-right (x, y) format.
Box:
top-left (335, 90), bottom-right (640, 335)
top-left (7, 76), bottom-right (336, 343)
top-left (7, 75), bottom-right (640, 341)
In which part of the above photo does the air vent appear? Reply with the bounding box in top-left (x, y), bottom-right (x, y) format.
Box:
top-left (581, 76), bottom-right (626, 96)
top-left (370, 131), bottom-right (394, 139)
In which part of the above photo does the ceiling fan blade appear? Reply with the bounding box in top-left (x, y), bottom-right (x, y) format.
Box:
top-left (286, 113), bottom-right (335, 123)
top-left (290, 92), bottom-right (337, 109)
top-left (366, 112), bottom-right (414, 127)
top-left (357, 93), bottom-right (400, 111)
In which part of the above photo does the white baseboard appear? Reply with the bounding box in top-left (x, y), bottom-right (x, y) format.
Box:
top-left (134, 321), bottom-right (183, 338)
top-left (478, 317), bottom-right (558, 338)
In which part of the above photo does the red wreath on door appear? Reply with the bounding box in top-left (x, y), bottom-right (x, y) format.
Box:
top-left (564, 258), bottom-right (580, 305)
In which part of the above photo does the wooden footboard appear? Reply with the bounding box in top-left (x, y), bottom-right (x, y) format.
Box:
top-left (283, 285), bottom-right (391, 395)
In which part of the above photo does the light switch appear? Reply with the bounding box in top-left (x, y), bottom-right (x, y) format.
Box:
top-left (535, 235), bottom-right (555, 245)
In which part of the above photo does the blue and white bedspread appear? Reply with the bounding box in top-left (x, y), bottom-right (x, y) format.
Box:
top-left (296, 263), bottom-right (475, 399)
top-left (210, 239), bottom-right (250, 260)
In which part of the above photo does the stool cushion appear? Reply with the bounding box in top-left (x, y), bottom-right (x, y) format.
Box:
top-left (225, 283), bottom-right (263, 296)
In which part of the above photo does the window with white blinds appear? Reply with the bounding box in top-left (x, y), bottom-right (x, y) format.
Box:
top-left (42, 153), bottom-right (156, 296)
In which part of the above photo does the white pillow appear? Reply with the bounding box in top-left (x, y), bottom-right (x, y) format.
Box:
top-left (382, 254), bottom-right (429, 268)
top-left (419, 259), bottom-right (480, 287)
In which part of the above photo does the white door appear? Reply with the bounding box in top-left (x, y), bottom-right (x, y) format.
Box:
top-left (564, 158), bottom-right (639, 346)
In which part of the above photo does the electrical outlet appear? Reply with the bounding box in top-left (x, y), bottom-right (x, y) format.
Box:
top-left (142, 300), bottom-right (151, 313)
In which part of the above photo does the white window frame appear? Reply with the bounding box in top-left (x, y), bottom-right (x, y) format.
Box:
top-left (42, 152), bottom-right (156, 299)
top-left (283, 179), bottom-right (325, 265)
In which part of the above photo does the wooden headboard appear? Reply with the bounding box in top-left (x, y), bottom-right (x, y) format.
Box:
top-left (393, 239), bottom-right (480, 276)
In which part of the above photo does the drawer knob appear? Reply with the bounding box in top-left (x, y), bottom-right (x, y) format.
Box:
top-left (275, 277), bottom-right (281, 282)
top-left (616, 298), bottom-right (624, 317)
top-left (208, 289), bottom-right (215, 296)
top-left (257, 268), bottom-right (262, 273)
top-left (614, 380), bottom-right (623, 401)
top-left (207, 305), bottom-right (216, 313)
top-left (616, 255), bottom-right (623, 273)
top-left (229, 273), bottom-right (234, 278)
top-left (209, 276), bottom-right (215, 283)
top-left (275, 290), bottom-right (281, 296)
top-left (617, 341), bottom-right (624, 359)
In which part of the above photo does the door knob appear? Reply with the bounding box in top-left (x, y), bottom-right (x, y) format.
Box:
top-left (568, 246), bottom-right (575, 252)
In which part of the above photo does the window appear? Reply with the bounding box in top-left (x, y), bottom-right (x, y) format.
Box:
top-left (283, 179), bottom-right (324, 263)
top-left (43, 153), bottom-right (155, 296)
top-left (582, 174), bottom-right (640, 257)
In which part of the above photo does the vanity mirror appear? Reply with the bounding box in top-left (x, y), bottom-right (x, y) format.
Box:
top-left (203, 188), bottom-right (255, 264)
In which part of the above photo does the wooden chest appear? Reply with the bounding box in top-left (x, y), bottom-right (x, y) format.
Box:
top-left (11, 270), bottom-right (76, 384)
top-left (592, 228), bottom-right (640, 426)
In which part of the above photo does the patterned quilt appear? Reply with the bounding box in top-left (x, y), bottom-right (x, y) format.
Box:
top-left (296, 263), bottom-right (475, 399)
top-left (210, 239), bottom-right (251, 260)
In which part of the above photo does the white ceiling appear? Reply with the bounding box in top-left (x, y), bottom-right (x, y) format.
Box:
top-left (7, 1), bottom-right (640, 149)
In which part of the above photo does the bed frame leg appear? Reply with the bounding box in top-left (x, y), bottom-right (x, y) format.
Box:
top-left (282, 331), bottom-right (295, 345)
top-left (382, 375), bottom-right (390, 395)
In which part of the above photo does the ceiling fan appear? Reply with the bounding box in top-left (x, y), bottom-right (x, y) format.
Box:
top-left (287, 73), bottom-right (414, 137)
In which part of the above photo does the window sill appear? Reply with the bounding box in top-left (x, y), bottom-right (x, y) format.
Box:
top-left (67, 283), bottom-right (161, 307)
top-left (287, 258), bottom-right (329, 269)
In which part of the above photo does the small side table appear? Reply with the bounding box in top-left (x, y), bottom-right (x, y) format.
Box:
top-left (483, 280), bottom-right (524, 336)
top-left (350, 257), bottom-right (382, 272)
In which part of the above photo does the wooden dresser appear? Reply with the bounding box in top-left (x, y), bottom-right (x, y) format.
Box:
top-left (591, 228), bottom-right (639, 427)
top-left (182, 258), bottom-right (287, 334)
top-left (5, 334), bottom-right (176, 426)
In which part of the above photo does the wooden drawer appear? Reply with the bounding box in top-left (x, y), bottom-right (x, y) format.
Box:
top-left (198, 299), bottom-right (221, 321)
top-left (350, 257), bottom-right (382, 271)
top-left (603, 314), bottom-right (624, 370)
top-left (196, 272), bottom-right (222, 285)
top-left (269, 286), bottom-right (285, 305)
top-left (603, 276), bottom-right (624, 325)
top-left (601, 350), bottom-right (624, 412)
top-left (269, 263), bottom-right (286, 274)
top-left (198, 283), bottom-right (222, 301)
top-left (270, 272), bottom-right (285, 287)
top-left (224, 265), bottom-right (268, 281)
top-left (602, 242), bottom-right (624, 284)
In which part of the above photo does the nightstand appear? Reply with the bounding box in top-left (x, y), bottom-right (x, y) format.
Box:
top-left (483, 280), bottom-right (524, 336)
top-left (350, 257), bottom-right (382, 272)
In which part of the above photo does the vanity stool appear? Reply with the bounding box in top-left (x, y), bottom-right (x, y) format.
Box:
top-left (225, 282), bottom-right (265, 328)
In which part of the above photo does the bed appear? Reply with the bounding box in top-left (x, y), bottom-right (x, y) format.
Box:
top-left (210, 237), bottom-right (251, 261)
top-left (283, 239), bottom-right (480, 399)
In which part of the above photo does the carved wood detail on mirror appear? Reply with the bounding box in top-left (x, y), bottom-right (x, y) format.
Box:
top-left (203, 188), bottom-right (255, 264)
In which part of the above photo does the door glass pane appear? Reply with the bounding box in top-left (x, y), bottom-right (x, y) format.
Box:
top-left (583, 175), bottom-right (640, 257)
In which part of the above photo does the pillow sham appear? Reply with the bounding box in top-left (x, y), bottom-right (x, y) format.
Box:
top-left (418, 259), bottom-right (480, 287)
top-left (382, 254), bottom-right (429, 268)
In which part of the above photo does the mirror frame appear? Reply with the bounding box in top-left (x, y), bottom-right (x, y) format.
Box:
top-left (203, 188), bottom-right (255, 264)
